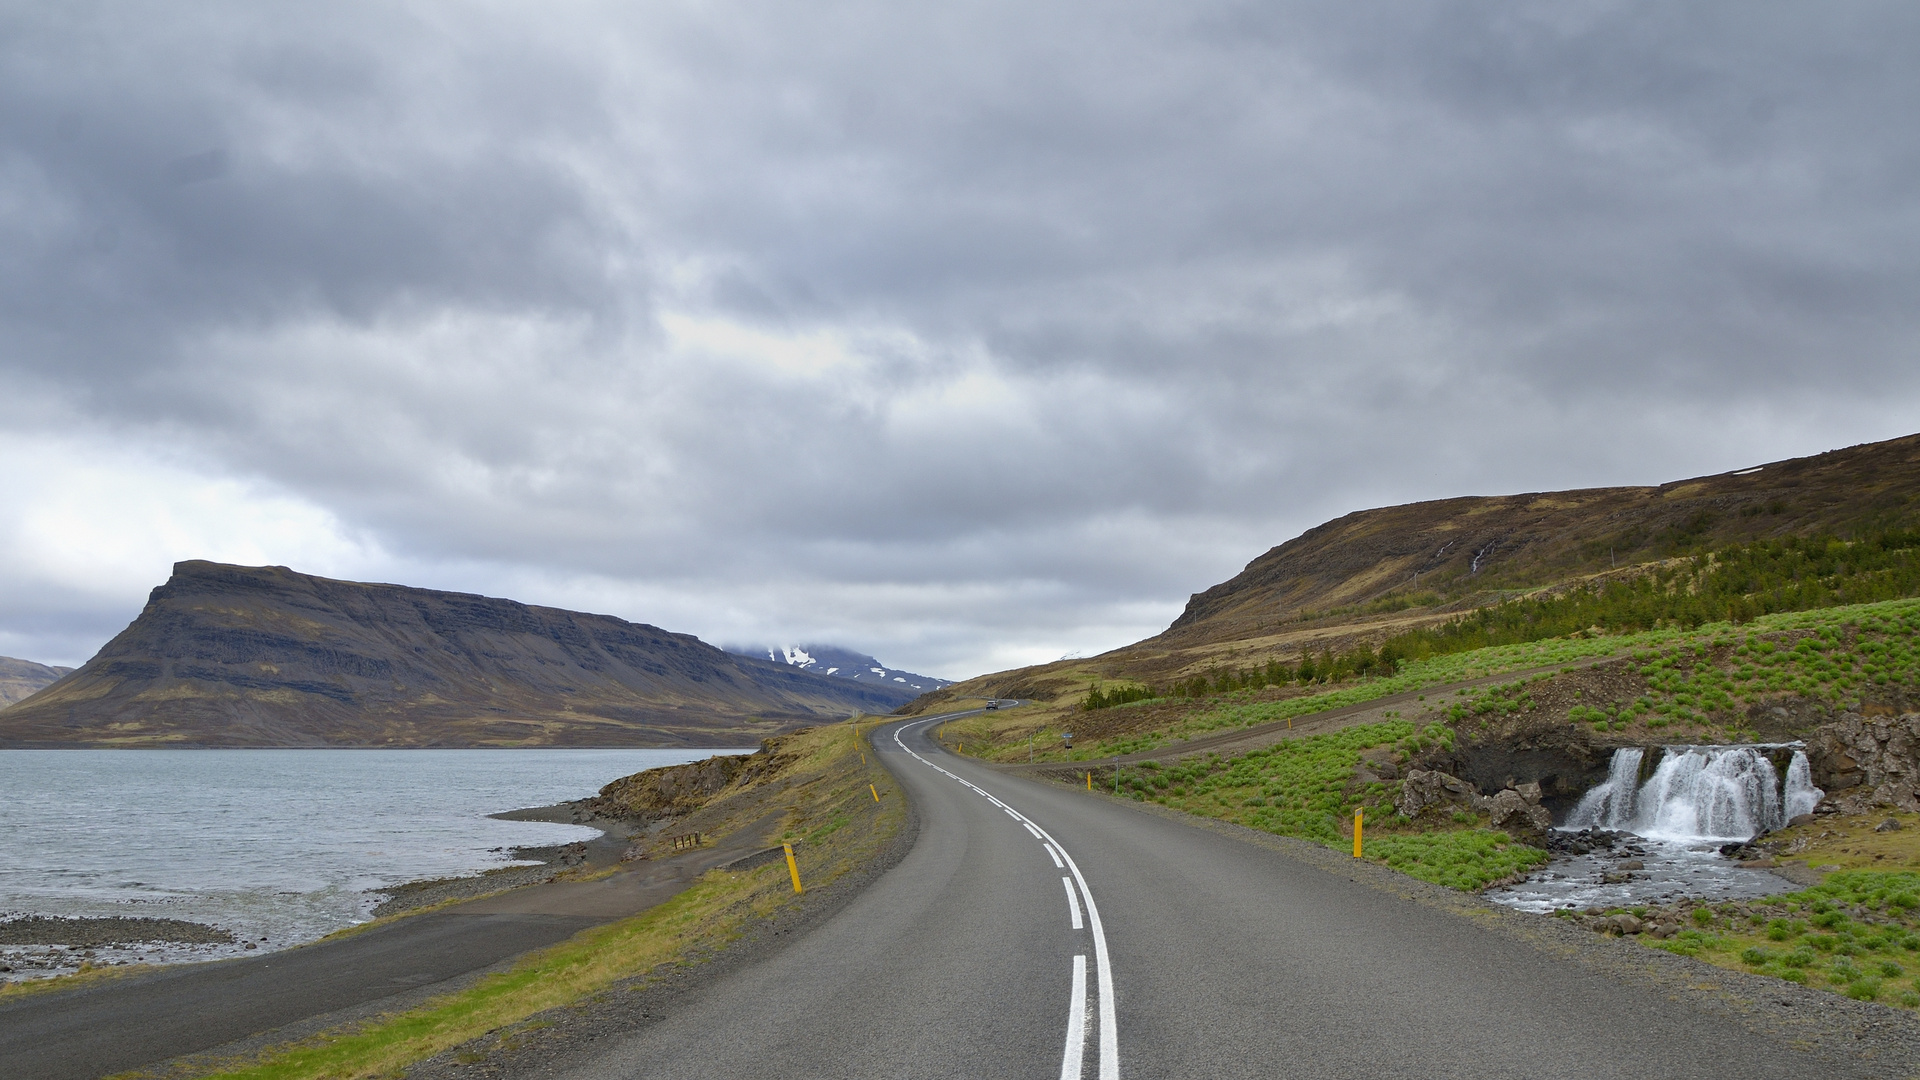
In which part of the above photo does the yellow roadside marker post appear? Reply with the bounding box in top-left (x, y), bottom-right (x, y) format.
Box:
top-left (870, 783), bottom-right (881, 802)
top-left (783, 843), bottom-right (803, 894)
top-left (1086, 772), bottom-right (1092, 791)
top-left (1353, 809), bottom-right (1363, 858)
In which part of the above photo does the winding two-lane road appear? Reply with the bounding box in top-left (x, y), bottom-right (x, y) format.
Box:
top-left (556, 713), bottom-right (1867, 1079)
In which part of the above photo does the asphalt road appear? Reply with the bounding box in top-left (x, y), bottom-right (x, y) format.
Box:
top-left (548, 713), bottom-right (1870, 1080)
top-left (4, 713), bottom-right (1890, 1080)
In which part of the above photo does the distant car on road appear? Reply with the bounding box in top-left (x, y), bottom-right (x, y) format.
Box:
top-left (983, 700), bottom-right (999, 709)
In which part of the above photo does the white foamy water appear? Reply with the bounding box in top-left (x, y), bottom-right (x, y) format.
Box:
top-left (0, 748), bottom-right (734, 976)
top-left (1566, 745), bottom-right (1823, 841)
top-left (1489, 744), bottom-right (1818, 913)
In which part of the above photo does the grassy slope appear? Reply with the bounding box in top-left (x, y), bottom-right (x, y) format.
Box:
top-left (160, 720), bottom-right (903, 1080)
top-left (912, 433), bottom-right (1920, 733)
top-left (943, 598), bottom-right (1920, 886)
top-left (947, 599), bottom-right (1920, 1012)
top-left (1591, 863), bottom-right (1920, 1013)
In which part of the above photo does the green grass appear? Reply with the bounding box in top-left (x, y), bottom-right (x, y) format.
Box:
top-left (1038, 597), bottom-right (1920, 894)
top-left (1071, 596), bottom-right (1920, 759)
top-left (1364, 830), bottom-right (1550, 891)
top-left (1447, 597), bottom-right (1920, 734)
top-left (1118, 721), bottom-right (1412, 841)
top-left (1090, 632), bottom-right (1649, 754)
top-left (199, 868), bottom-right (786, 1080)
top-left (1110, 721), bottom-right (1548, 890)
top-left (1382, 529), bottom-right (1920, 661)
top-left (1634, 871), bottom-right (1920, 1008)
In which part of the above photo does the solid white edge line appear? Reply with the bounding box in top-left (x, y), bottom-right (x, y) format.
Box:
top-left (1061, 954), bottom-right (1088, 1080)
top-left (1063, 876), bottom-right (1084, 930)
top-left (893, 716), bottom-right (1119, 1080)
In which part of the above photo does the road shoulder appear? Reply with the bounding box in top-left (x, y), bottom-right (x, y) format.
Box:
top-left (395, 776), bottom-right (922, 1080)
top-left (1055, 781), bottom-right (1920, 1075)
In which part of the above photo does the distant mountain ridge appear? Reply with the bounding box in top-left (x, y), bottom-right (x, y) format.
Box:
top-left (0, 561), bottom-right (910, 748)
top-left (727, 644), bottom-right (951, 693)
top-left (0, 657), bottom-right (73, 707)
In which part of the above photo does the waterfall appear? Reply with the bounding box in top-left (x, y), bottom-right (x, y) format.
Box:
top-left (1570, 747), bottom-right (1645, 830)
top-left (1566, 745), bottom-right (1823, 842)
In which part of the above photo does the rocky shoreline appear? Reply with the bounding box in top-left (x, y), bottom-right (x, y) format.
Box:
top-left (0, 916), bottom-right (240, 979)
top-left (368, 799), bottom-right (648, 918)
top-left (368, 844), bottom-right (578, 918)
top-left (0, 915), bottom-right (234, 948)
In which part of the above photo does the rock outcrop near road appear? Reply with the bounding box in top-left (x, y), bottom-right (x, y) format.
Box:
top-left (0, 561), bottom-right (912, 747)
top-left (1808, 712), bottom-right (1920, 813)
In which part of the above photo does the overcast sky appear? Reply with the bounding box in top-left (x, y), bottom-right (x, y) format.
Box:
top-left (2, 2), bottom-right (1917, 678)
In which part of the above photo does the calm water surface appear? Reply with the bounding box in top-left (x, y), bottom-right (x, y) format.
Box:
top-left (0, 748), bottom-right (731, 975)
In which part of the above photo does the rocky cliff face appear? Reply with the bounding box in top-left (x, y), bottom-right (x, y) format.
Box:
top-left (0, 656), bottom-right (73, 707)
top-left (1806, 713), bottom-right (1920, 814)
top-left (0, 561), bottom-right (914, 748)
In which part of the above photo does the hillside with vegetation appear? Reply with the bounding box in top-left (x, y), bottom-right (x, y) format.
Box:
top-left (914, 432), bottom-right (1920, 1014)
top-left (910, 431), bottom-right (1920, 716)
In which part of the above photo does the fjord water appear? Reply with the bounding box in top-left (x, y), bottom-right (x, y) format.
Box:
top-left (0, 748), bottom-right (726, 972)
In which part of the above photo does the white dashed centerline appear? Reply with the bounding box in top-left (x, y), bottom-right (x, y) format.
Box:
top-left (1063, 877), bottom-right (1084, 930)
top-left (893, 716), bottom-right (1120, 1080)
top-left (1060, 954), bottom-right (1088, 1080)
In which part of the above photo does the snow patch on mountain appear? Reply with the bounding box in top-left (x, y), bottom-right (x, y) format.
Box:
top-left (726, 643), bottom-right (952, 694)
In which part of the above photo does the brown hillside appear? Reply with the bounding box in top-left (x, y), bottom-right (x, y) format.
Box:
top-left (0, 561), bottom-right (911, 748)
top-left (0, 656), bottom-right (73, 706)
top-left (910, 431), bottom-right (1920, 711)
top-left (1170, 432), bottom-right (1920, 645)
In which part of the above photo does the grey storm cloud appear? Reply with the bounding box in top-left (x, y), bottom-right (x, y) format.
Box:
top-left (1, 1), bottom-right (1918, 676)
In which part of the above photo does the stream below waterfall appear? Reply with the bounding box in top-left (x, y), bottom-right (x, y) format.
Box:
top-left (1486, 744), bottom-right (1820, 914)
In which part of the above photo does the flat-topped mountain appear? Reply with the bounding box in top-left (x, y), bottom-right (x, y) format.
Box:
top-left (0, 562), bottom-right (913, 748)
top-left (0, 657), bottom-right (73, 707)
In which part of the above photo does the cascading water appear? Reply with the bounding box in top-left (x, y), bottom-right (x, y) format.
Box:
top-left (1565, 745), bottom-right (1823, 842)
top-left (1488, 744), bottom-right (1821, 912)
